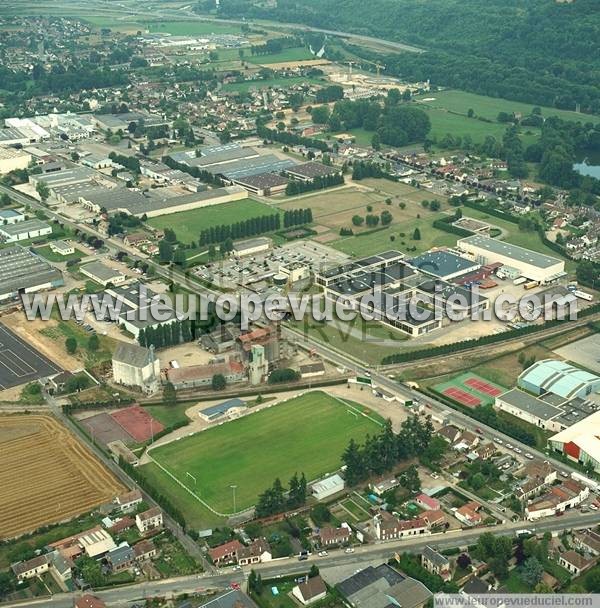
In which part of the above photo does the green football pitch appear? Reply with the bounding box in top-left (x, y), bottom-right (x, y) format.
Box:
top-left (146, 391), bottom-right (382, 514)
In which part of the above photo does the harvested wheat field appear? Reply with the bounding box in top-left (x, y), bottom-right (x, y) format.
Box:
top-left (0, 415), bottom-right (125, 539)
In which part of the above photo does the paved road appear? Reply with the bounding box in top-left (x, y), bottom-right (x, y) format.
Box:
top-left (5, 511), bottom-right (600, 608)
top-left (280, 324), bottom-right (587, 481)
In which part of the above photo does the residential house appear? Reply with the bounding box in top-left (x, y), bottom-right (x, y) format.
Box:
top-left (319, 526), bottom-right (351, 547)
top-left (292, 575), bottom-right (327, 605)
top-left (525, 479), bottom-right (589, 520)
top-left (11, 555), bottom-right (49, 581)
top-left (237, 538), bottom-right (272, 566)
top-left (474, 443), bottom-right (496, 460)
top-left (373, 512), bottom-right (429, 541)
top-left (421, 546), bottom-right (451, 582)
top-left (209, 540), bottom-right (244, 566)
top-left (422, 509), bottom-right (446, 529)
top-left (455, 501), bottom-right (483, 527)
top-left (415, 494), bottom-right (441, 511)
top-left (106, 544), bottom-right (135, 572)
top-left (438, 425), bottom-right (461, 444)
top-left (115, 489), bottom-right (143, 513)
top-left (371, 478), bottom-right (400, 496)
top-left (574, 530), bottom-right (600, 557)
top-left (558, 551), bottom-right (595, 576)
top-left (75, 596), bottom-right (106, 608)
top-left (135, 507), bottom-right (163, 534)
top-left (133, 539), bottom-right (158, 561)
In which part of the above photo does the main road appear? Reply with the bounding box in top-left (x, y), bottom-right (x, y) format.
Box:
top-left (4, 510), bottom-right (600, 608)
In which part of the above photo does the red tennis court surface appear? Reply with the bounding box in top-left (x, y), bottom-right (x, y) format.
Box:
top-left (443, 387), bottom-right (481, 408)
top-left (465, 377), bottom-right (502, 396)
top-left (110, 405), bottom-right (164, 442)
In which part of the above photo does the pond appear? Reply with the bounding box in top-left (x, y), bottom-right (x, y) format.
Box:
top-left (573, 150), bottom-right (600, 179)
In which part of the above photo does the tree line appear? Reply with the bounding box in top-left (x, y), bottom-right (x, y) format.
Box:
top-left (137, 320), bottom-right (193, 348)
top-left (199, 214), bottom-right (281, 246)
top-left (285, 173), bottom-right (343, 195)
top-left (257, 123), bottom-right (329, 152)
top-left (255, 472), bottom-right (308, 518)
top-left (342, 416), bottom-right (433, 485)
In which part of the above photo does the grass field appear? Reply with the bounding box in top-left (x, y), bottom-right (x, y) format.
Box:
top-left (249, 47), bottom-right (314, 65)
top-left (145, 391), bottom-right (382, 515)
top-left (416, 90), bottom-right (600, 126)
top-left (432, 372), bottom-right (507, 409)
top-left (148, 20), bottom-right (241, 36)
top-left (33, 244), bottom-right (82, 263)
top-left (146, 198), bottom-right (275, 244)
top-left (287, 315), bottom-right (409, 365)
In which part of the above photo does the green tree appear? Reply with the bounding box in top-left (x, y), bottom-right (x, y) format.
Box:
top-left (87, 334), bottom-right (100, 352)
top-left (65, 336), bottom-right (78, 354)
top-left (36, 181), bottom-right (50, 202)
top-left (521, 556), bottom-right (544, 586)
top-left (163, 381), bottom-right (177, 406)
top-left (412, 227), bottom-right (421, 240)
top-left (211, 373), bottom-right (226, 391)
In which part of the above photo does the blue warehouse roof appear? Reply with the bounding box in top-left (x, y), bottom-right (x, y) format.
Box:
top-left (518, 359), bottom-right (600, 400)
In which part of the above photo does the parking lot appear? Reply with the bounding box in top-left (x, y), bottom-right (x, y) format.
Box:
top-left (193, 240), bottom-right (350, 291)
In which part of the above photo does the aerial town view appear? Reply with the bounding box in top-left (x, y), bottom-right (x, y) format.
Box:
top-left (0, 0), bottom-right (600, 607)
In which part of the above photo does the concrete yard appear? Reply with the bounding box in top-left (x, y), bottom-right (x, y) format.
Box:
top-left (554, 334), bottom-right (600, 374)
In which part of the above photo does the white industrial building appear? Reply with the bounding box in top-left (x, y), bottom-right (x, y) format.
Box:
top-left (112, 342), bottom-right (160, 395)
top-left (549, 410), bottom-right (600, 473)
top-left (457, 235), bottom-right (565, 283)
top-left (0, 147), bottom-right (32, 174)
top-left (0, 218), bottom-right (52, 243)
top-left (0, 209), bottom-right (25, 225)
top-left (0, 246), bottom-right (64, 301)
top-left (81, 261), bottom-right (126, 287)
top-left (311, 474), bottom-right (345, 501)
top-left (49, 240), bottom-right (75, 256)
top-left (233, 237), bottom-right (272, 257)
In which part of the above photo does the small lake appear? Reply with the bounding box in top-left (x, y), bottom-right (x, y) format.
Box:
top-left (574, 151), bottom-right (600, 179)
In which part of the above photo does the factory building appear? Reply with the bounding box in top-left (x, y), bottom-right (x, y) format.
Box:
top-left (0, 147), bottom-right (32, 174)
top-left (0, 218), bottom-right (52, 243)
top-left (549, 410), bottom-right (600, 474)
top-left (0, 245), bottom-right (64, 301)
top-left (518, 359), bottom-right (600, 401)
top-left (457, 235), bottom-right (565, 283)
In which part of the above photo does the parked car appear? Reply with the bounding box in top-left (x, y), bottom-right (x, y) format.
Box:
top-left (345, 548), bottom-right (355, 554)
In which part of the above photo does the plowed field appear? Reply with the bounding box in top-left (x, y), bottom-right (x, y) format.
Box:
top-left (0, 415), bottom-right (124, 539)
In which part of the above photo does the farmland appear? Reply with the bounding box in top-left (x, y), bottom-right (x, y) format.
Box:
top-left (145, 391), bottom-right (382, 516)
top-left (146, 198), bottom-right (276, 244)
top-left (0, 415), bottom-right (124, 539)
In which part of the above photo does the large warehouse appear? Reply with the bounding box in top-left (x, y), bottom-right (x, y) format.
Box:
top-left (457, 235), bottom-right (565, 283)
top-left (549, 410), bottom-right (600, 473)
top-left (0, 245), bottom-right (63, 301)
top-left (518, 359), bottom-right (600, 400)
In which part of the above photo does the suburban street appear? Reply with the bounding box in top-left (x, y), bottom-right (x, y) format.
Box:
top-left (4, 510), bottom-right (600, 608)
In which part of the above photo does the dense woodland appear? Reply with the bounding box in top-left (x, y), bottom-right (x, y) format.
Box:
top-left (218, 0), bottom-right (600, 114)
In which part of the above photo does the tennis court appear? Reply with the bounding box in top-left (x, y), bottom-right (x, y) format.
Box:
top-left (443, 387), bottom-right (481, 408)
top-left (464, 377), bottom-right (503, 397)
top-left (433, 372), bottom-right (506, 408)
